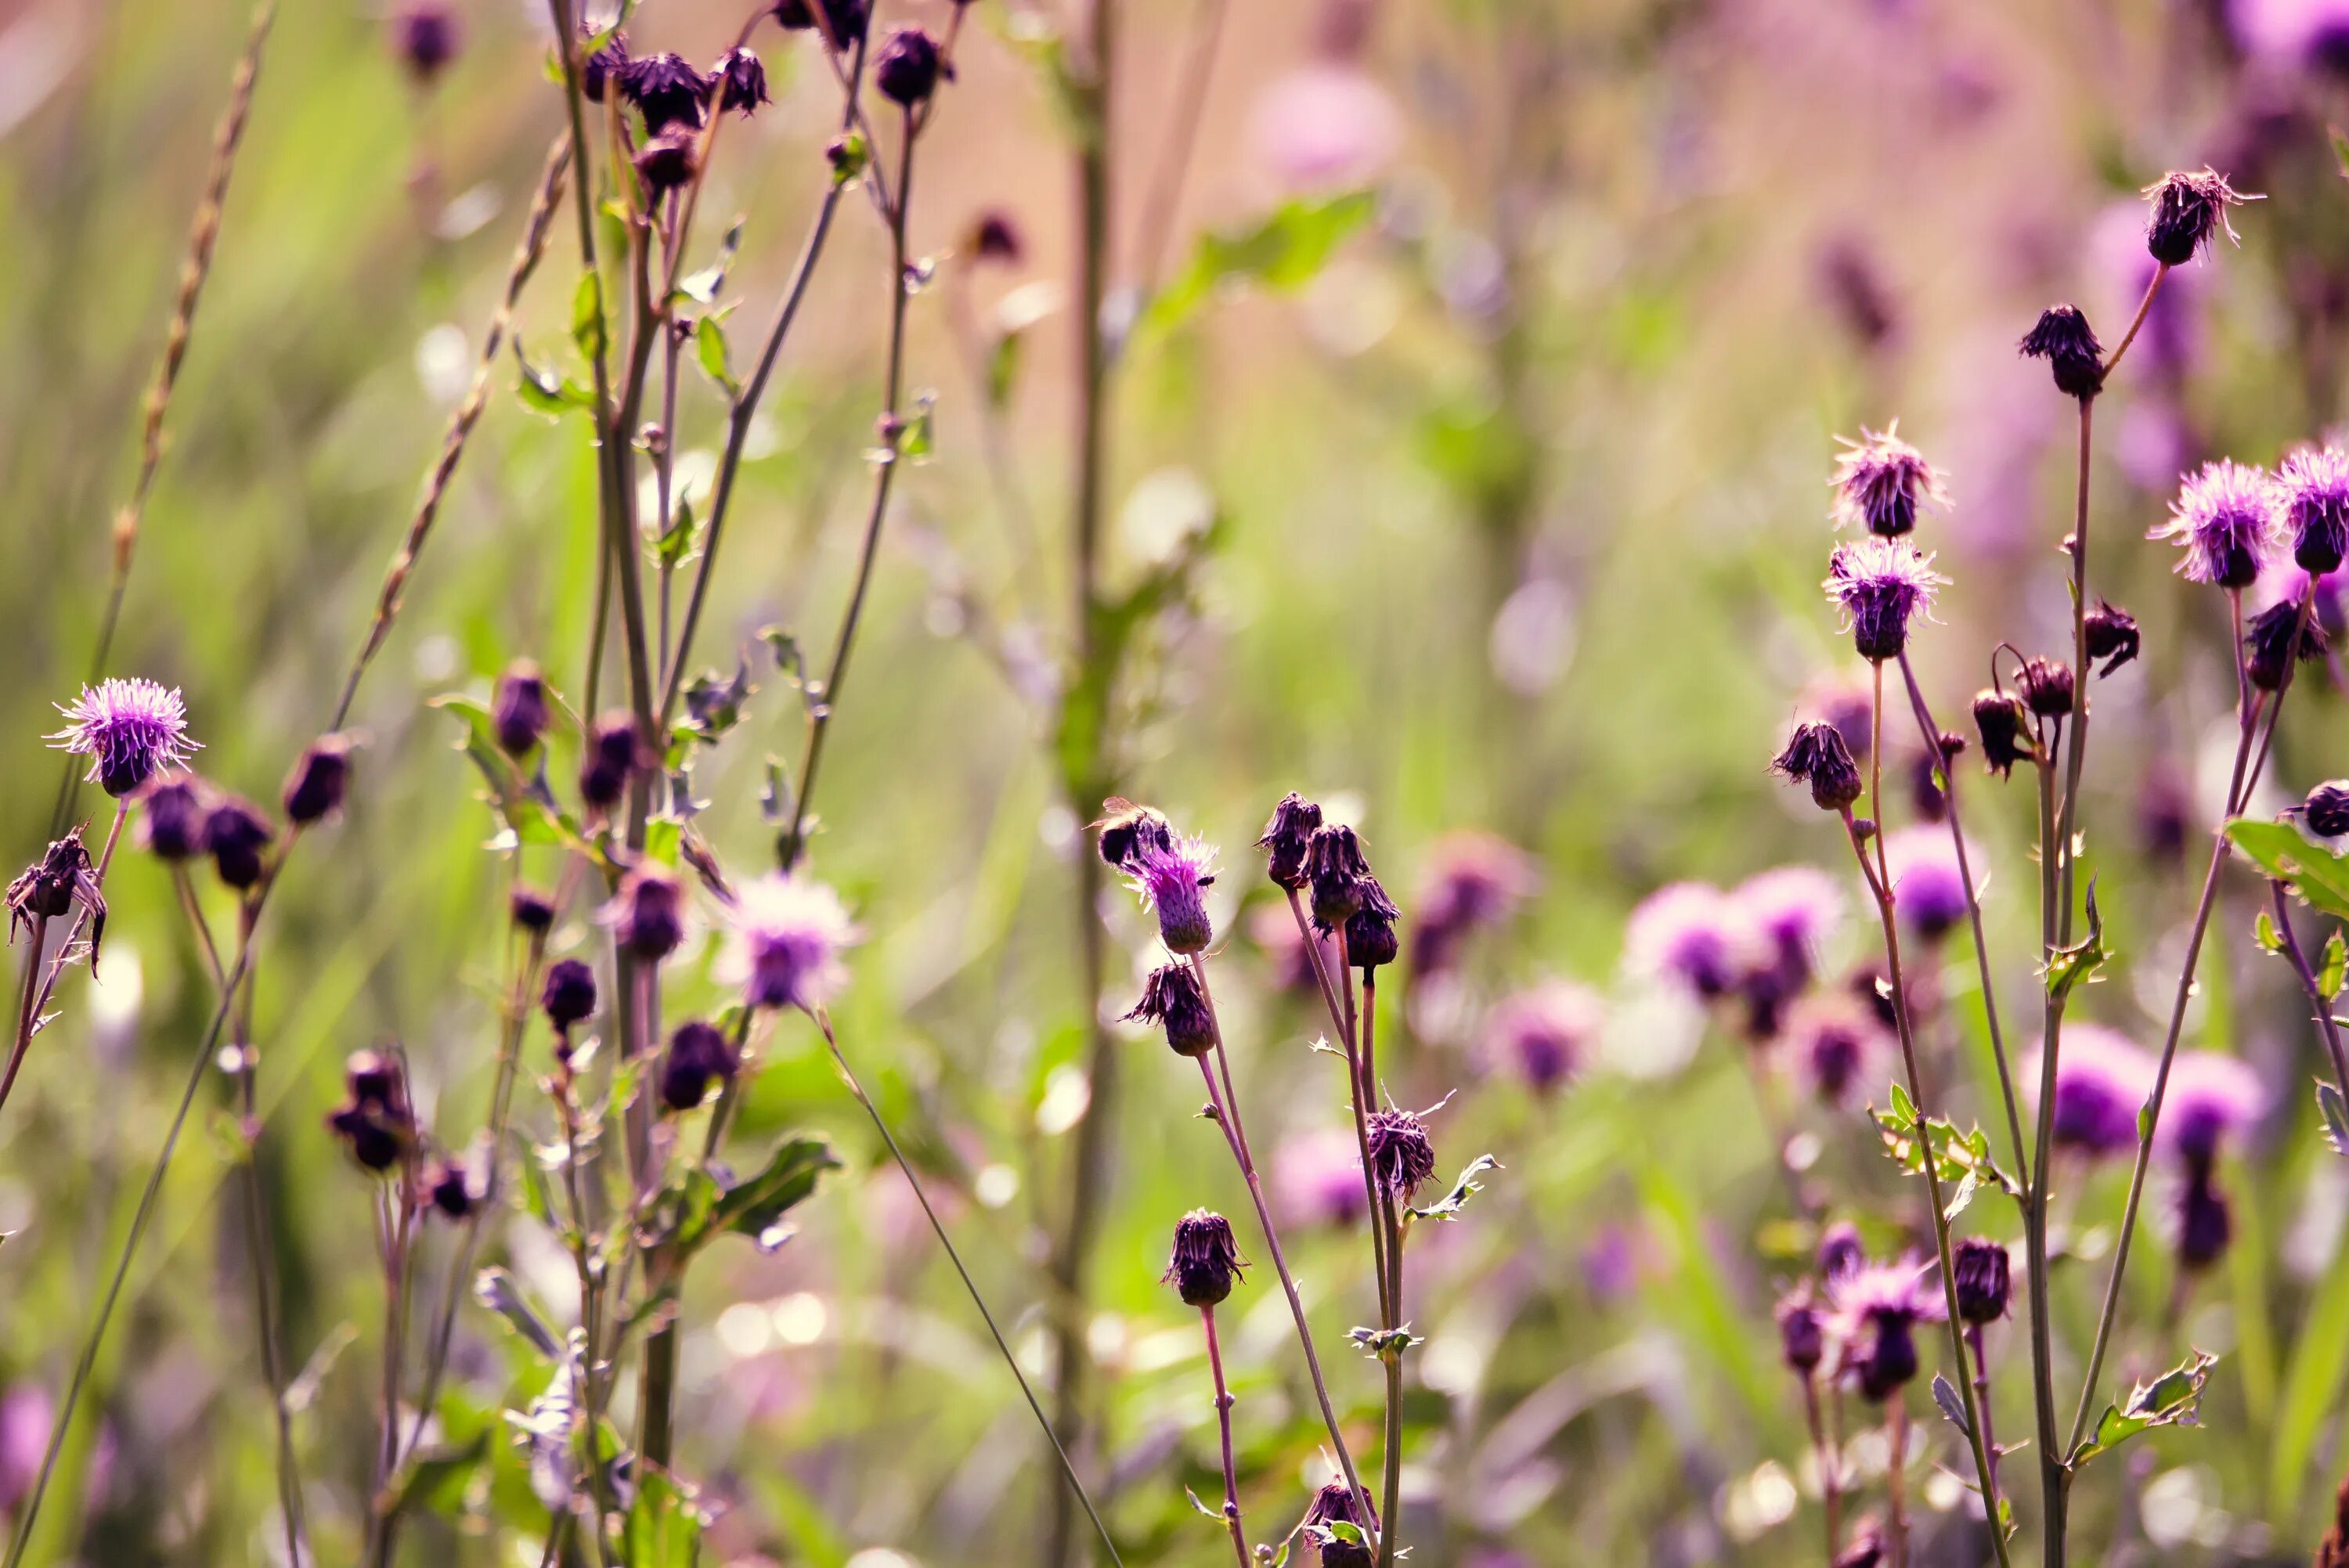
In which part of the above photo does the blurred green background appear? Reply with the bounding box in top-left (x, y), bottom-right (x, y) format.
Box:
top-left (13, 0), bottom-right (2349, 1563)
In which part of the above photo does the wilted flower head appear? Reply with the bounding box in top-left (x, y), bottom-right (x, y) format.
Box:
top-left (2301, 780), bottom-right (2349, 838)
top-left (1364, 1107), bottom-right (1437, 1200)
top-left (1128, 834), bottom-right (1217, 954)
top-left (2142, 168), bottom-right (2259, 267)
top-left (1771, 719), bottom-right (1864, 812)
top-left (2279, 446), bottom-right (2349, 574)
top-left (1829, 424), bottom-right (1948, 538)
top-left (1829, 1256), bottom-right (1943, 1402)
top-left (618, 52), bottom-right (713, 134)
top-left (2016, 656), bottom-right (2077, 719)
top-left (1306, 824), bottom-right (1373, 932)
top-left (202, 796), bottom-right (274, 892)
top-left (633, 129), bottom-right (701, 196)
top-left (138, 773), bottom-right (206, 860)
top-left (1409, 831), bottom-right (1537, 975)
top-left (49, 679), bottom-right (198, 798)
top-left (1972, 688), bottom-right (2033, 777)
top-left (2155, 460), bottom-right (2283, 587)
top-left (1787, 997), bottom-right (1891, 1110)
top-left (581, 25), bottom-right (627, 102)
top-left (660, 1019), bottom-right (739, 1112)
top-left (1301, 1477), bottom-right (1379, 1568)
top-left (2029, 1023), bottom-right (2156, 1157)
top-left (2246, 599), bottom-right (2329, 690)
top-left (1952, 1238), bottom-right (2011, 1324)
top-left (5, 831), bottom-right (103, 958)
top-left (1124, 961), bottom-right (1214, 1057)
top-left (1484, 979), bottom-right (1601, 1094)
top-left (874, 27), bottom-right (942, 107)
top-left (1882, 824), bottom-right (1972, 942)
top-left (716, 48), bottom-right (769, 115)
top-left (1343, 874), bottom-right (1400, 971)
top-left (1824, 539), bottom-right (1947, 662)
top-left (2084, 600), bottom-right (2142, 677)
top-left (1626, 881), bottom-right (1754, 999)
top-left (600, 864), bottom-right (686, 961)
top-left (2160, 1050), bottom-right (2264, 1170)
top-left (1163, 1209), bottom-right (1247, 1307)
top-left (723, 872), bottom-right (858, 1012)
top-left (1095, 798), bottom-right (1174, 873)
top-left (2019, 304), bottom-right (2105, 399)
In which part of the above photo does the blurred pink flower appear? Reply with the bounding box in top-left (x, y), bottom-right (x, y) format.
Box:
top-left (1411, 831), bottom-right (1540, 976)
top-left (1274, 1126), bottom-right (1368, 1228)
top-left (1484, 979), bottom-right (1603, 1094)
top-left (1250, 65), bottom-right (1401, 192)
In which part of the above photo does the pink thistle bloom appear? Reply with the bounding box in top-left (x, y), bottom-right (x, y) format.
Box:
top-left (1484, 979), bottom-right (1603, 1094)
top-left (1881, 825), bottom-right (1974, 942)
top-left (1824, 539), bottom-right (1948, 663)
top-left (1829, 423), bottom-right (1949, 538)
top-left (1785, 997), bottom-right (1893, 1111)
top-left (1828, 1255), bottom-right (1944, 1403)
top-left (720, 873), bottom-right (859, 1013)
top-left (1411, 830), bottom-right (1539, 975)
top-left (1273, 1127), bottom-right (1367, 1229)
top-left (48, 678), bottom-right (199, 798)
top-left (1624, 881), bottom-right (1757, 1000)
top-left (2277, 445), bottom-right (2349, 575)
top-left (2158, 1050), bottom-right (2265, 1169)
top-left (2026, 1023), bottom-right (2156, 1158)
top-left (1734, 865), bottom-right (1844, 971)
top-left (1127, 833), bottom-right (1218, 955)
top-left (2152, 460), bottom-right (2284, 588)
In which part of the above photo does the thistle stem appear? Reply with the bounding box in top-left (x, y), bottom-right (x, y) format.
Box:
top-left (1201, 1306), bottom-right (1251, 1568)
top-left (2268, 881), bottom-right (2349, 1101)
top-left (1367, 976), bottom-right (1404, 1568)
top-left (1800, 1372), bottom-right (1840, 1559)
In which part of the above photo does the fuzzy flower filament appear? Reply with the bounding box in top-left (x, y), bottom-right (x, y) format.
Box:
top-left (723, 873), bottom-right (858, 1013)
top-left (2155, 460), bottom-right (2283, 588)
top-left (1824, 539), bottom-right (1947, 663)
top-left (1829, 424), bottom-right (1948, 538)
top-left (49, 678), bottom-right (199, 798)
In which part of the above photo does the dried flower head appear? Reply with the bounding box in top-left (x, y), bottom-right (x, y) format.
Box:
top-left (1364, 1107), bottom-right (1437, 1200)
top-left (1124, 961), bottom-right (1214, 1057)
top-left (2160, 1050), bottom-right (2264, 1170)
top-left (1829, 424), bottom-right (1947, 538)
top-left (633, 128), bottom-right (702, 196)
top-left (283, 734), bottom-right (353, 827)
top-left (2016, 655), bottom-right (2077, 719)
top-left (1771, 719), bottom-right (1864, 811)
top-left (2029, 1023), bottom-right (2156, 1157)
top-left (493, 661), bottom-right (549, 756)
top-left (541, 958), bottom-right (597, 1033)
top-left (2246, 599), bottom-right (2329, 690)
top-left (1952, 1238), bottom-right (2011, 1324)
top-left (5, 831), bottom-right (103, 960)
top-left (1343, 874), bottom-right (1400, 971)
top-left (581, 26), bottom-right (627, 103)
top-left (1625, 881), bottom-right (1755, 999)
top-left (874, 27), bottom-right (942, 107)
top-left (1301, 1478), bottom-right (1379, 1568)
top-left (2155, 460), bottom-right (2283, 587)
top-left (2142, 168), bottom-right (2258, 267)
top-left (139, 773), bottom-right (206, 860)
top-left (1128, 834), bottom-right (1218, 954)
top-left (1162, 1209), bottom-right (1247, 1307)
top-left (49, 679), bottom-right (198, 798)
top-left (1828, 1256), bottom-right (1943, 1402)
top-left (600, 864), bottom-right (686, 961)
top-left (1095, 798), bottom-right (1174, 873)
top-left (660, 1019), bottom-right (739, 1112)
top-left (1824, 539), bottom-right (1947, 662)
top-left (2279, 447), bottom-right (2349, 574)
top-left (202, 797), bottom-right (274, 892)
top-left (2083, 600), bottom-right (2142, 677)
top-left (2019, 304), bottom-right (2105, 399)
top-left (2303, 780), bottom-right (2349, 838)
top-left (1972, 688), bottom-right (2033, 777)
top-left (618, 52), bottom-right (713, 134)
top-left (716, 48), bottom-right (769, 115)
top-left (770, 0), bottom-right (870, 45)
top-left (1409, 830), bottom-right (1536, 975)
top-left (1484, 979), bottom-right (1602, 1094)
top-left (722, 872), bottom-right (858, 1012)
top-left (425, 1156), bottom-right (475, 1219)
top-left (1305, 823), bottom-right (1373, 932)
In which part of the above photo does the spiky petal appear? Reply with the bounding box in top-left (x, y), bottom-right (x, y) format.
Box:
top-left (1829, 423), bottom-right (1948, 538)
top-left (2152, 460), bottom-right (2283, 587)
top-left (721, 873), bottom-right (859, 1012)
top-left (49, 678), bottom-right (199, 798)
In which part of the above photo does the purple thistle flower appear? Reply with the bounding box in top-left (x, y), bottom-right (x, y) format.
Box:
top-left (2153, 460), bottom-right (2283, 587)
top-left (1409, 831), bottom-right (1538, 975)
top-left (1829, 424), bottom-right (1949, 538)
top-left (721, 872), bottom-right (858, 1012)
top-left (1364, 1106), bottom-right (1438, 1201)
top-left (1624, 881), bottom-right (1756, 1000)
top-left (1128, 833), bottom-right (1218, 954)
top-left (2279, 445), bottom-right (2349, 574)
top-left (49, 679), bottom-right (199, 798)
top-left (2028, 1023), bottom-right (2155, 1157)
top-left (1824, 539), bottom-right (1947, 663)
top-left (1828, 1256), bottom-right (1944, 1402)
top-left (1882, 824), bottom-right (1972, 942)
top-left (1952, 1238), bottom-right (2011, 1323)
top-left (2158, 1050), bottom-right (2264, 1170)
top-left (1483, 979), bottom-right (1602, 1095)
top-left (1787, 997), bottom-right (1891, 1111)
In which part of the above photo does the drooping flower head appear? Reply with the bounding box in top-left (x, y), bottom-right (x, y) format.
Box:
top-left (1364, 1107), bottom-right (1438, 1201)
top-left (716, 47), bottom-right (770, 116)
top-left (6, 831), bottom-right (103, 960)
top-left (617, 51), bottom-right (713, 134)
top-left (2028, 1023), bottom-right (2156, 1157)
top-left (1254, 792), bottom-right (1322, 890)
top-left (2016, 656), bottom-right (2077, 719)
top-left (874, 27), bottom-right (943, 107)
top-left (2278, 446), bottom-right (2349, 574)
top-left (2159, 1050), bottom-right (2264, 1170)
top-left (1771, 720), bottom-right (1864, 812)
top-left (1306, 823), bottom-right (1375, 933)
top-left (1828, 1256), bottom-right (1944, 1402)
top-left (2142, 168), bottom-right (2260, 267)
top-left (49, 679), bottom-right (198, 798)
top-left (1483, 979), bottom-right (1602, 1094)
top-left (1409, 831), bottom-right (1538, 975)
top-left (1124, 961), bottom-right (1214, 1057)
top-left (1786, 997), bottom-right (1892, 1110)
top-left (2245, 598), bottom-right (2329, 690)
top-left (1952, 1238), bottom-right (2011, 1324)
top-left (1882, 824), bottom-right (1972, 943)
top-left (1971, 688), bottom-right (2033, 777)
top-left (723, 872), bottom-right (859, 1012)
top-left (1343, 874), bottom-right (1401, 971)
top-left (1162, 1209), bottom-right (1247, 1307)
top-left (1829, 424), bottom-right (1948, 538)
top-left (2019, 304), bottom-right (2105, 400)
top-left (2154, 460), bottom-right (2283, 587)
top-left (1626, 881), bottom-right (1755, 1000)
top-left (580, 25), bottom-right (628, 102)
top-left (1824, 539), bottom-right (1947, 662)
top-left (1128, 834), bottom-right (1218, 954)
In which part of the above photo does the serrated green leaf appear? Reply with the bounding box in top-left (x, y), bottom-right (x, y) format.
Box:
top-left (1137, 189), bottom-right (1377, 341)
top-left (1409, 1154), bottom-right (1500, 1222)
top-left (695, 315), bottom-right (737, 395)
top-left (2069, 1349), bottom-right (2217, 1469)
top-left (2044, 881), bottom-right (2110, 1003)
top-left (2229, 819), bottom-right (2349, 924)
top-left (678, 1136), bottom-right (839, 1255)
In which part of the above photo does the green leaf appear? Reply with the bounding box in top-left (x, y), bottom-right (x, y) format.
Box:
top-left (2229, 819), bottom-right (2349, 923)
top-left (657, 492), bottom-right (698, 568)
top-left (1408, 1154), bottom-right (1499, 1222)
top-left (1872, 1105), bottom-right (2018, 1220)
top-left (2044, 880), bottom-right (2110, 1003)
top-left (2320, 1080), bottom-right (2349, 1157)
top-left (2256, 910), bottom-right (2285, 953)
top-left (695, 316), bottom-right (737, 396)
top-left (624, 1470), bottom-right (703, 1568)
top-left (513, 337), bottom-right (590, 418)
top-left (572, 272), bottom-right (608, 365)
top-left (680, 1136), bottom-right (839, 1254)
top-left (2333, 123), bottom-right (2349, 182)
top-left (1136, 189), bottom-right (1377, 341)
top-left (677, 218), bottom-right (746, 306)
top-left (2323, 931), bottom-right (2347, 1000)
top-left (2071, 1349), bottom-right (2217, 1469)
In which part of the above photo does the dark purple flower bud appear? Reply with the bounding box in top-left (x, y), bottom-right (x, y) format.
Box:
top-left (771, 0), bottom-right (869, 45)
top-left (510, 883), bottom-right (556, 932)
top-left (2246, 600), bottom-right (2329, 692)
top-left (1364, 1108), bottom-right (1437, 1202)
top-left (1817, 1220), bottom-right (1864, 1283)
top-left (1124, 961), bottom-right (1214, 1057)
top-left (581, 27), bottom-right (628, 103)
top-left (874, 27), bottom-right (941, 107)
top-left (619, 52), bottom-right (714, 134)
top-left (1343, 875), bottom-right (1400, 972)
top-left (1952, 1238), bottom-right (2010, 1323)
top-left (392, 2), bottom-right (463, 83)
top-left (1301, 1480), bottom-right (1379, 1568)
top-left (1971, 688), bottom-right (2032, 777)
top-left (2279, 448), bottom-right (2349, 575)
top-left (542, 957), bottom-right (597, 1032)
top-left (1770, 720), bottom-right (1864, 812)
top-left (1162, 1209), bottom-right (1247, 1307)
top-left (2017, 656), bottom-right (2077, 719)
top-left (2142, 168), bottom-right (2257, 268)
top-left (203, 797), bottom-right (275, 891)
top-left (2083, 600), bottom-right (2141, 677)
top-left (2177, 1166), bottom-right (2232, 1271)
top-left (716, 47), bottom-right (769, 114)
top-left (633, 128), bottom-right (702, 196)
top-left (139, 774), bottom-right (206, 860)
top-left (659, 1019), bottom-right (738, 1112)
top-left (1306, 824), bottom-right (1371, 932)
top-left (1094, 798), bottom-right (1174, 872)
top-left (580, 712), bottom-right (642, 810)
top-left (1776, 1289), bottom-right (1824, 1372)
top-left (493, 661), bottom-right (549, 756)
top-left (328, 1049), bottom-right (414, 1173)
top-left (2304, 781), bottom-right (2349, 838)
top-left (2019, 304), bottom-right (2105, 399)
top-left (426, 1157), bottom-right (475, 1219)
top-left (601, 865), bottom-right (684, 961)
top-left (969, 211), bottom-right (1023, 265)
top-left (1824, 539), bottom-right (1947, 662)
top-left (1256, 792), bottom-right (1323, 890)
top-left (282, 734), bottom-right (352, 826)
